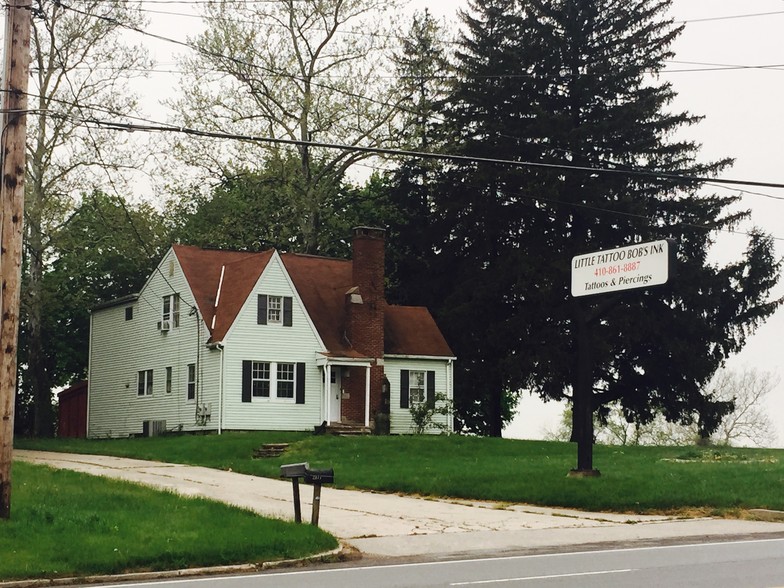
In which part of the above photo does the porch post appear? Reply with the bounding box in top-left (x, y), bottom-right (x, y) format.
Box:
top-left (364, 365), bottom-right (371, 427)
top-left (325, 364), bottom-right (331, 425)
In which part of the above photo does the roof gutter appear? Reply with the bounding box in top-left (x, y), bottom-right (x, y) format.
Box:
top-left (384, 354), bottom-right (457, 361)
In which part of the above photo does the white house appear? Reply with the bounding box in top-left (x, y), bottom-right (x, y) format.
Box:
top-left (87, 227), bottom-right (455, 437)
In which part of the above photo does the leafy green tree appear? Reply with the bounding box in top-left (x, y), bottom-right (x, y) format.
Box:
top-left (15, 192), bottom-right (168, 436)
top-left (169, 156), bottom-right (389, 258)
top-left (402, 0), bottom-right (781, 457)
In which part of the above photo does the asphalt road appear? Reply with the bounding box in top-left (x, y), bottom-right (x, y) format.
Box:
top-left (97, 538), bottom-right (784, 588)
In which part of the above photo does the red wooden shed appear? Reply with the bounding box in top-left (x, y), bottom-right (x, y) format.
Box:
top-left (58, 380), bottom-right (88, 438)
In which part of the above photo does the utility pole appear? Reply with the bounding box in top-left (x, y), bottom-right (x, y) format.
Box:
top-left (0, 0), bottom-right (32, 520)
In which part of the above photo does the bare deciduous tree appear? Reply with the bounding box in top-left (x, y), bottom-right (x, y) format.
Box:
top-left (546, 367), bottom-right (779, 448)
top-left (23, 0), bottom-right (151, 435)
top-left (169, 0), bottom-right (406, 253)
top-left (706, 368), bottom-right (779, 447)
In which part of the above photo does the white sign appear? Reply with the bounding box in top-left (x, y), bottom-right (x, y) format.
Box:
top-left (571, 240), bottom-right (674, 297)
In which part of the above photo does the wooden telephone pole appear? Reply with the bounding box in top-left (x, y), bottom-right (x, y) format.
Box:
top-left (0, 0), bottom-right (32, 520)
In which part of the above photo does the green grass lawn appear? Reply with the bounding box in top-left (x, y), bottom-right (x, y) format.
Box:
top-left (17, 433), bottom-right (784, 514)
top-left (1, 461), bottom-right (337, 582)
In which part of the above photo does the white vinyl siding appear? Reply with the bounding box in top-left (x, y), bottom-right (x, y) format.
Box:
top-left (221, 253), bottom-right (324, 431)
top-left (386, 357), bottom-right (454, 435)
top-left (87, 248), bottom-right (220, 438)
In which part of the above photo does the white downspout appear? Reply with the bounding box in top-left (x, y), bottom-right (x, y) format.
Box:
top-left (447, 358), bottom-right (454, 433)
top-left (364, 365), bottom-right (371, 428)
top-left (325, 363), bottom-right (331, 425)
top-left (86, 312), bottom-right (93, 438)
top-left (218, 343), bottom-right (225, 434)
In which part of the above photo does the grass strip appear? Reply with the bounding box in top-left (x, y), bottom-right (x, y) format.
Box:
top-left (1, 461), bottom-right (337, 581)
top-left (16, 433), bottom-right (784, 514)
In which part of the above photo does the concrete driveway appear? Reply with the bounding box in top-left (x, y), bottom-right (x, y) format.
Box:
top-left (15, 450), bottom-right (784, 558)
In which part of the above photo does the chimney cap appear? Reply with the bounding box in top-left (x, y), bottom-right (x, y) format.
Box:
top-left (352, 226), bottom-right (386, 240)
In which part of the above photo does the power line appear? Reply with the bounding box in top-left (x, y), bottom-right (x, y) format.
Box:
top-left (16, 84), bottom-right (782, 196)
top-left (665, 60), bottom-right (784, 74)
top-left (674, 9), bottom-right (784, 24)
top-left (71, 115), bottom-right (784, 192)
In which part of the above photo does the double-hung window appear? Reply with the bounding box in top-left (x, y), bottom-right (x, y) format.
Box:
top-left (267, 296), bottom-right (282, 324)
top-left (242, 361), bottom-right (305, 404)
top-left (400, 369), bottom-right (436, 409)
top-left (162, 294), bottom-right (180, 329)
top-left (257, 295), bottom-right (293, 326)
top-left (187, 363), bottom-right (196, 401)
top-left (276, 363), bottom-right (295, 399)
top-left (137, 369), bottom-right (153, 396)
top-left (408, 370), bottom-right (426, 406)
top-left (252, 362), bottom-right (271, 398)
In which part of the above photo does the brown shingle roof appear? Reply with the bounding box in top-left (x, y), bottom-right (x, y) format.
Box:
top-left (174, 244), bottom-right (272, 342)
top-left (280, 253), bottom-right (354, 355)
top-left (385, 305), bottom-right (454, 357)
top-left (172, 245), bottom-right (452, 358)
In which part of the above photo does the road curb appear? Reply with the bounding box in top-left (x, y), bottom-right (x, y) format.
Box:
top-left (0, 544), bottom-right (355, 588)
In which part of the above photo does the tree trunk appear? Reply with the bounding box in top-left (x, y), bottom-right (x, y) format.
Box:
top-left (570, 300), bottom-right (598, 475)
top-left (488, 382), bottom-right (503, 437)
top-left (27, 230), bottom-right (53, 438)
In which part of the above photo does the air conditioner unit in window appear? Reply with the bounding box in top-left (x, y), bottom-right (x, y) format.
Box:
top-left (158, 320), bottom-right (171, 332)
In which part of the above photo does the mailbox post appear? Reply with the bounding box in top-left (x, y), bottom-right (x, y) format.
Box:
top-left (280, 462), bottom-right (308, 523)
top-left (304, 467), bottom-right (334, 526)
top-left (280, 462), bottom-right (334, 527)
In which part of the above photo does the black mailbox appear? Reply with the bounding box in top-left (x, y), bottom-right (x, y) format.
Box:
top-left (304, 467), bottom-right (334, 485)
top-left (280, 462), bottom-right (308, 479)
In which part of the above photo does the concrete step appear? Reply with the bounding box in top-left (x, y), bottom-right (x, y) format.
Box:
top-left (315, 421), bottom-right (372, 436)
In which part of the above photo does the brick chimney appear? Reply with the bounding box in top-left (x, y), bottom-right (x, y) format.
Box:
top-left (344, 227), bottom-right (386, 424)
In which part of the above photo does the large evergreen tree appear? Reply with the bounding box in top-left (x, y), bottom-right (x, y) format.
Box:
top-left (408, 0), bottom-right (781, 457)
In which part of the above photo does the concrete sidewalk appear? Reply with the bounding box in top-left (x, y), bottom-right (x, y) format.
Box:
top-left (15, 450), bottom-right (784, 558)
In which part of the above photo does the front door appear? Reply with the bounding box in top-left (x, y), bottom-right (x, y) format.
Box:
top-left (329, 369), bottom-right (341, 423)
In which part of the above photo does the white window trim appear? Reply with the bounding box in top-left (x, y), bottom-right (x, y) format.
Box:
top-left (409, 370), bottom-right (426, 406)
top-left (251, 361), bottom-right (271, 398)
top-left (267, 295), bottom-right (282, 324)
top-left (276, 362), bottom-right (295, 401)
top-left (187, 363), bottom-right (196, 402)
top-left (137, 369), bottom-right (153, 397)
top-left (162, 294), bottom-right (180, 328)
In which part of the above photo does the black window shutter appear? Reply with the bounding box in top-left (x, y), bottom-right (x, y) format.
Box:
top-left (257, 295), bottom-right (268, 325)
top-left (283, 296), bottom-right (293, 327)
top-left (242, 360), bottom-right (252, 403)
top-left (400, 370), bottom-right (409, 409)
top-left (426, 370), bottom-right (436, 408)
top-left (295, 362), bottom-right (305, 404)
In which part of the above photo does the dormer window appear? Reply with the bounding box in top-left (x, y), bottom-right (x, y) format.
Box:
top-left (257, 294), bottom-right (293, 326)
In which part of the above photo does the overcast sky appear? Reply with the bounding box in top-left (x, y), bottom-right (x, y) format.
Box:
top-left (126, 1), bottom-right (784, 444)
